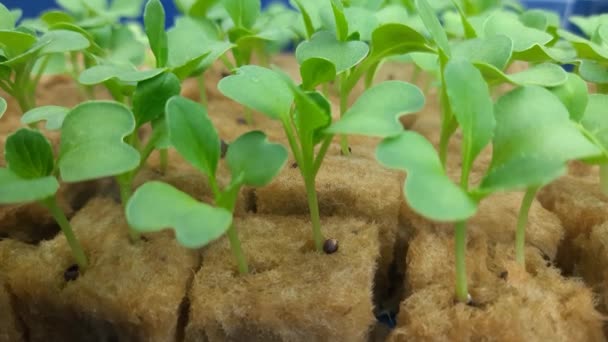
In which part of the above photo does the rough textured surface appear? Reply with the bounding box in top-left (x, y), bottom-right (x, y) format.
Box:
top-left (390, 229), bottom-right (605, 342)
top-left (538, 174), bottom-right (608, 274)
top-left (0, 276), bottom-right (24, 342)
top-left (0, 198), bottom-right (198, 342)
top-left (575, 222), bottom-right (608, 309)
top-left (185, 214), bottom-right (379, 342)
top-left (254, 149), bottom-right (402, 302)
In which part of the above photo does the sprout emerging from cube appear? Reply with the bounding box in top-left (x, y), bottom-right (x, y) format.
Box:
top-left (126, 96), bottom-right (287, 274)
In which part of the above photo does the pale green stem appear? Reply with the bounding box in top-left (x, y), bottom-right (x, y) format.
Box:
top-left (159, 149), bottom-right (168, 175)
top-left (455, 221), bottom-right (468, 302)
top-left (516, 187), bottom-right (538, 266)
top-left (42, 197), bottom-right (88, 270)
top-left (226, 224), bottom-right (249, 275)
top-left (243, 107), bottom-right (254, 125)
top-left (117, 174), bottom-right (140, 242)
top-left (312, 135), bottom-right (333, 176)
top-left (339, 74), bottom-right (350, 156)
top-left (304, 174), bottom-right (324, 251)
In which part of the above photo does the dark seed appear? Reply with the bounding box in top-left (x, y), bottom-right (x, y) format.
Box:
top-left (499, 271), bottom-right (508, 280)
top-left (291, 161), bottom-right (298, 168)
top-left (340, 146), bottom-right (352, 156)
top-left (323, 238), bottom-right (339, 254)
top-left (64, 264), bottom-right (80, 282)
top-left (221, 140), bottom-right (229, 159)
top-left (236, 117), bottom-right (247, 125)
top-left (541, 253), bottom-right (551, 261)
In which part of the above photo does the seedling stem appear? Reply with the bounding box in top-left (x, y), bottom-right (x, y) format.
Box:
top-left (515, 187), bottom-right (538, 265)
top-left (339, 74), bottom-right (351, 156)
top-left (454, 220), bottom-right (468, 302)
top-left (42, 196), bottom-right (88, 270)
top-left (304, 174), bottom-right (324, 251)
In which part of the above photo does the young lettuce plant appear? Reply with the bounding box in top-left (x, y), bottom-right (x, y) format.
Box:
top-left (0, 4), bottom-right (90, 113)
top-left (126, 96), bottom-right (287, 274)
top-left (219, 64), bottom-right (423, 251)
top-left (294, 0), bottom-right (433, 155)
top-left (329, 58), bottom-right (600, 302)
top-left (0, 128), bottom-right (88, 270)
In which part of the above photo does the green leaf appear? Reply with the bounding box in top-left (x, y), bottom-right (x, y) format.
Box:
top-left (39, 30), bottom-right (90, 55)
top-left (21, 106), bottom-right (69, 130)
top-left (376, 131), bottom-right (478, 221)
top-left (550, 73), bottom-right (588, 122)
top-left (59, 101), bottom-right (140, 182)
top-left (144, 0), bottom-right (168, 67)
top-left (0, 30), bottom-right (38, 59)
top-left (452, 35), bottom-right (512, 70)
top-left (416, 0), bottom-right (451, 56)
top-left (483, 11), bottom-right (553, 52)
top-left (579, 59), bottom-right (608, 84)
top-left (132, 72), bottom-right (181, 127)
top-left (445, 59), bottom-right (495, 181)
top-left (476, 62), bottom-right (567, 87)
top-left (581, 94), bottom-right (608, 159)
top-left (300, 57), bottom-right (336, 90)
top-left (291, 0), bottom-right (315, 38)
top-left (559, 29), bottom-right (608, 60)
top-left (327, 81), bottom-right (425, 137)
top-left (218, 65), bottom-right (293, 120)
top-left (166, 96), bottom-right (220, 177)
top-left (368, 23), bottom-right (433, 60)
top-left (330, 0), bottom-right (348, 41)
top-left (480, 86), bottom-right (601, 192)
top-left (78, 65), bottom-right (165, 85)
top-left (0, 97), bottom-right (6, 118)
top-left (40, 10), bottom-right (75, 26)
top-left (223, 0), bottom-right (260, 29)
top-left (109, 0), bottom-right (146, 18)
top-left (0, 169), bottom-right (58, 204)
top-left (344, 7), bottom-right (379, 41)
top-left (107, 25), bottom-right (146, 66)
top-left (5, 129), bottom-right (54, 179)
top-left (295, 31), bottom-right (369, 73)
top-left (0, 3), bottom-right (16, 30)
top-left (126, 181), bottom-right (233, 249)
top-left (226, 131), bottom-right (288, 186)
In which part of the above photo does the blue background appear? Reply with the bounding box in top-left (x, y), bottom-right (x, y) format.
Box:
top-left (1, 0), bottom-right (606, 29)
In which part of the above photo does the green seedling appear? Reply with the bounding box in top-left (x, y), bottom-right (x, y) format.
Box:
top-left (0, 3), bottom-right (90, 113)
top-left (330, 57), bottom-right (600, 302)
top-left (0, 128), bottom-right (88, 270)
top-left (126, 96), bottom-right (287, 274)
top-left (220, 64), bottom-right (423, 251)
top-left (294, 0), bottom-right (433, 155)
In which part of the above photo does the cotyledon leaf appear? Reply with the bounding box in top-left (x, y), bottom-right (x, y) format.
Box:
top-left (327, 81), bottom-right (425, 138)
top-left (5, 129), bottom-right (55, 179)
top-left (475, 62), bottom-right (567, 87)
top-left (21, 105), bottom-right (69, 130)
top-left (0, 169), bottom-right (59, 204)
top-left (376, 131), bottom-right (478, 222)
top-left (78, 65), bottom-right (165, 86)
top-left (126, 181), bottom-right (233, 249)
top-left (295, 30), bottom-right (369, 74)
top-left (550, 73), bottom-right (589, 122)
top-left (300, 57), bottom-right (336, 90)
top-left (59, 101), bottom-right (140, 182)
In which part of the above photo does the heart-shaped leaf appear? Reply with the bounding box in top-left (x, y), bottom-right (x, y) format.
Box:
top-left (559, 29), bottom-right (608, 61)
top-left (78, 65), bottom-right (165, 85)
top-left (21, 105), bottom-right (69, 130)
top-left (368, 23), bottom-right (433, 60)
top-left (0, 30), bottom-right (38, 59)
top-left (5, 129), bottom-right (54, 179)
top-left (166, 96), bottom-right (219, 178)
top-left (327, 81), bottom-right (425, 137)
top-left (452, 35), bottom-right (512, 70)
top-left (144, 0), bottom-right (168, 67)
top-left (445, 59), bottom-right (495, 182)
top-left (218, 65), bottom-right (293, 120)
top-left (579, 59), bottom-right (608, 84)
top-left (300, 57), bottom-right (336, 90)
top-left (480, 86), bottom-right (601, 192)
top-left (126, 181), bottom-right (233, 248)
top-left (295, 30), bottom-right (369, 73)
top-left (376, 131), bottom-right (478, 221)
top-left (226, 131), bottom-right (288, 187)
top-left (416, 0), bottom-right (451, 56)
top-left (476, 62), bottom-right (567, 87)
top-left (132, 72), bottom-right (181, 127)
top-left (0, 169), bottom-right (58, 204)
top-left (550, 73), bottom-right (588, 122)
top-left (223, 0), bottom-right (260, 30)
top-left (344, 6), bottom-right (379, 41)
top-left (59, 101), bottom-right (140, 182)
